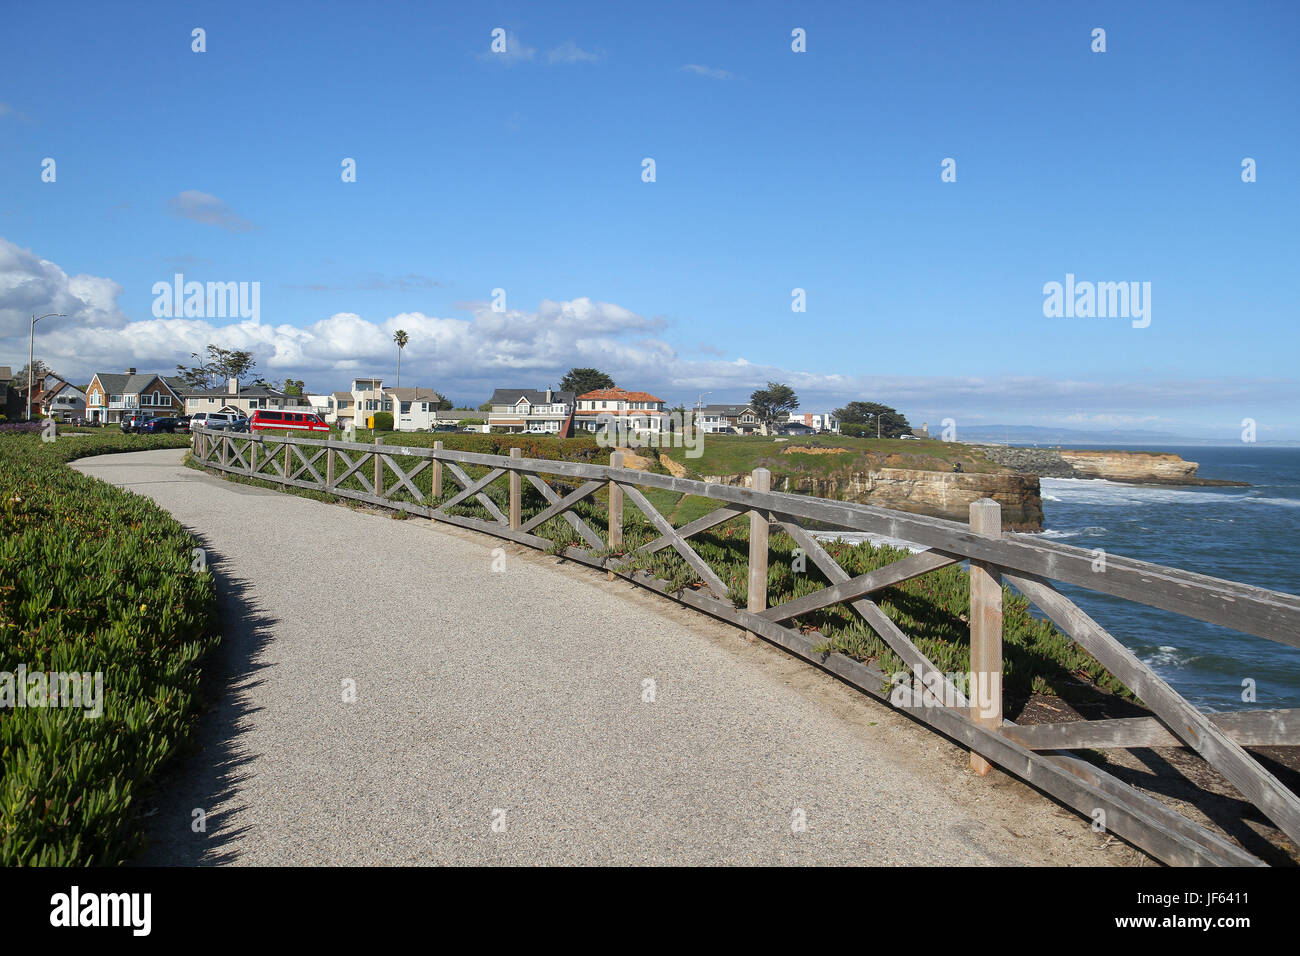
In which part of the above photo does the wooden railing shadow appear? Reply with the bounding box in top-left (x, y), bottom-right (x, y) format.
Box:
top-left (191, 428), bottom-right (1300, 866)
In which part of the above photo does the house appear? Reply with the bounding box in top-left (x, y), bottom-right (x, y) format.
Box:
top-left (785, 411), bottom-right (841, 434)
top-left (312, 378), bottom-right (447, 431)
top-left (0, 367), bottom-right (21, 420)
top-left (695, 404), bottom-right (761, 435)
top-left (487, 388), bottom-right (576, 435)
top-left (911, 422), bottom-right (930, 439)
top-left (177, 380), bottom-right (310, 418)
top-left (573, 388), bottom-right (667, 436)
top-left (84, 369), bottom-right (186, 425)
top-left (386, 387), bottom-right (444, 431)
top-left (32, 380), bottom-right (87, 422)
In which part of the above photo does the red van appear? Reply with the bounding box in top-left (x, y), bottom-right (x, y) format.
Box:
top-left (249, 409), bottom-right (330, 433)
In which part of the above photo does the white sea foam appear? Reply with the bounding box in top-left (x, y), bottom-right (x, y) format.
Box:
top-left (1039, 477), bottom-right (1252, 508)
top-left (813, 531), bottom-right (924, 553)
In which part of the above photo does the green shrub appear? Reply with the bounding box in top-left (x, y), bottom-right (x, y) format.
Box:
top-left (0, 431), bottom-right (217, 865)
top-left (372, 411), bottom-right (393, 431)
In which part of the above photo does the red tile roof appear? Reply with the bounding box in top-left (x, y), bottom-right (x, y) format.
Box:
top-left (576, 387), bottom-right (665, 403)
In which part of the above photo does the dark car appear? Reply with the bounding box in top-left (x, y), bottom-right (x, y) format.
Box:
top-left (137, 417), bottom-right (185, 434)
top-left (121, 413), bottom-right (149, 433)
top-left (432, 423), bottom-right (458, 433)
top-left (227, 418), bottom-right (251, 433)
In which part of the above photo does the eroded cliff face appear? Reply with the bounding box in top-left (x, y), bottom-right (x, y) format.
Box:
top-left (703, 468), bottom-right (1043, 530)
top-left (1058, 450), bottom-right (1197, 482)
top-left (977, 446), bottom-right (1205, 484)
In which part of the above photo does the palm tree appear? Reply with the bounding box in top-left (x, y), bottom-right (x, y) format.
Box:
top-left (393, 329), bottom-right (409, 386)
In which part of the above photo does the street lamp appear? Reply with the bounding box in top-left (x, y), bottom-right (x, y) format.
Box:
top-left (26, 313), bottom-right (66, 421)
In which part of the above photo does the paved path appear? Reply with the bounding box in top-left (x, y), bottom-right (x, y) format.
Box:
top-left (75, 449), bottom-right (1139, 866)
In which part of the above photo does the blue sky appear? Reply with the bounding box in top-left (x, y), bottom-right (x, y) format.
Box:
top-left (1, 0), bottom-right (1297, 437)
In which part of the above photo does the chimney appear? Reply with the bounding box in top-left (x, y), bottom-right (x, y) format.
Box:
top-left (546, 387), bottom-right (552, 403)
top-left (126, 367), bottom-right (136, 375)
top-left (228, 376), bottom-right (239, 396)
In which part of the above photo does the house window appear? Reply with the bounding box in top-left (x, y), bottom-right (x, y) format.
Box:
top-left (401, 402), bottom-right (411, 414)
top-left (382, 400), bottom-right (392, 412)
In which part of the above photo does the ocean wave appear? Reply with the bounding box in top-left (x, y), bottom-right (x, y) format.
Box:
top-left (1036, 526), bottom-right (1107, 540)
top-left (1241, 496), bottom-right (1300, 508)
top-left (1039, 477), bottom-right (1254, 507)
top-left (813, 531), bottom-right (924, 553)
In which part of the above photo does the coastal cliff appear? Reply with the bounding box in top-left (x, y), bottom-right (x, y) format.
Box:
top-left (701, 468), bottom-right (1044, 530)
top-left (975, 446), bottom-right (1244, 486)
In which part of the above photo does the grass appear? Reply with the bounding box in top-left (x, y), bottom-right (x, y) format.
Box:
top-left (661, 432), bottom-right (1004, 481)
top-left (0, 430), bottom-right (218, 865)
top-left (192, 430), bottom-right (1134, 716)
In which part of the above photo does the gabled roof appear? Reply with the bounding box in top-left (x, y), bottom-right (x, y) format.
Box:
top-left (90, 372), bottom-right (183, 397)
top-left (384, 387), bottom-right (442, 402)
top-left (0, 367), bottom-right (11, 383)
top-left (577, 387), bottom-right (665, 403)
top-left (179, 384), bottom-right (287, 398)
top-left (698, 404), bottom-right (755, 416)
top-left (488, 388), bottom-right (575, 406)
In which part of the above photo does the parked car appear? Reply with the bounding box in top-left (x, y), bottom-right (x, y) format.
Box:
top-left (227, 418), bottom-right (251, 433)
top-left (898, 433), bottom-right (920, 441)
top-left (460, 426), bottom-right (479, 433)
top-left (249, 409), bottom-right (329, 433)
top-left (189, 412), bottom-right (240, 431)
top-left (432, 423), bottom-right (458, 433)
top-left (137, 417), bottom-right (187, 434)
top-left (120, 413), bottom-right (153, 434)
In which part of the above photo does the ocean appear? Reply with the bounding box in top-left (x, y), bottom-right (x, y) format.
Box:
top-left (816, 444), bottom-right (1300, 712)
top-left (1038, 444), bottom-right (1300, 712)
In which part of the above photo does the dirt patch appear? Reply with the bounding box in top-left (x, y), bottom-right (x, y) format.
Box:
top-left (781, 445), bottom-right (851, 456)
top-left (613, 447), bottom-right (654, 471)
top-left (659, 453), bottom-right (687, 478)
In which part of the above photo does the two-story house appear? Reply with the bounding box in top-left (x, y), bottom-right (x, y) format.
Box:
top-left (177, 380), bottom-right (309, 418)
top-left (487, 388), bottom-right (576, 435)
top-left (33, 380), bottom-right (87, 421)
top-left (785, 411), bottom-right (840, 434)
top-left (573, 388), bottom-right (667, 436)
top-left (695, 403), bottom-right (761, 435)
top-left (84, 369), bottom-right (186, 424)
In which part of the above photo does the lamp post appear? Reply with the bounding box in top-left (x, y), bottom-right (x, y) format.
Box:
top-left (26, 313), bottom-right (66, 421)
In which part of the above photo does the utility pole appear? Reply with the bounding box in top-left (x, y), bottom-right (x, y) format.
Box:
top-left (26, 313), bottom-right (66, 420)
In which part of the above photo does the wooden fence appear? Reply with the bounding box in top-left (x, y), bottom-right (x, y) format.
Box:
top-left (191, 428), bottom-right (1300, 866)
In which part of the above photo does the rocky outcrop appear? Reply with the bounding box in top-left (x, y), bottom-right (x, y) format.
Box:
top-left (976, 446), bottom-right (1244, 486)
top-left (703, 468), bottom-right (1043, 530)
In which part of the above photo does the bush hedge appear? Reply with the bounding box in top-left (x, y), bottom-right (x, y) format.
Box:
top-left (0, 431), bottom-right (217, 865)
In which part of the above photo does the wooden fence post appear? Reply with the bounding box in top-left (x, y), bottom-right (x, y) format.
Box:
top-left (608, 451), bottom-right (624, 556)
top-left (249, 436), bottom-right (258, 476)
top-left (968, 498), bottom-right (1003, 776)
top-left (374, 435), bottom-right (384, 496)
top-left (748, 468), bottom-right (772, 640)
top-left (432, 440), bottom-right (443, 500)
top-left (283, 438), bottom-right (291, 482)
top-left (509, 447), bottom-right (522, 530)
top-left (325, 434), bottom-right (335, 489)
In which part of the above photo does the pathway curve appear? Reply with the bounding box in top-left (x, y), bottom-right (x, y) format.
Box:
top-left (74, 449), bottom-right (1140, 865)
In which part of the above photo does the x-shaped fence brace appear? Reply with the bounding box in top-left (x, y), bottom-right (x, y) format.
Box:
top-left (194, 429), bottom-right (1300, 866)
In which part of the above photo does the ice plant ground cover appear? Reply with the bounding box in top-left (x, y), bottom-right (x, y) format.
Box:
top-left (0, 431), bottom-right (217, 865)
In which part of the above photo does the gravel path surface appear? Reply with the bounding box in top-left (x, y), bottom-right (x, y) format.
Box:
top-left (75, 449), bottom-right (1141, 866)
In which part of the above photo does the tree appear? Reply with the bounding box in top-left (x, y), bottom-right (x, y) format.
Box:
top-left (175, 345), bottom-right (257, 390)
top-left (559, 367), bottom-right (615, 396)
top-left (282, 379), bottom-right (306, 396)
top-left (393, 329), bottom-right (409, 387)
top-left (749, 382), bottom-right (799, 432)
top-left (477, 400), bottom-right (493, 412)
top-left (666, 403), bottom-right (688, 434)
top-left (13, 361), bottom-right (54, 391)
top-left (429, 390), bottom-right (453, 411)
top-left (833, 401), bottom-right (912, 439)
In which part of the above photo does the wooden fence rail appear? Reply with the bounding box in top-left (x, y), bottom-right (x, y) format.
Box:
top-left (191, 428), bottom-right (1300, 866)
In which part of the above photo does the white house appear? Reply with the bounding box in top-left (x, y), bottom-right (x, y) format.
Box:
top-left (487, 388), bottom-right (576, 434)
top-left (785, 411), bottom-right (840, 434)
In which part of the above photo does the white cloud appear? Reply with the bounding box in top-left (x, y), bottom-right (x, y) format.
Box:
top-left (682, 64), bottom-right (734, 80)
top-left (0, 238), bottom-right (129, 338)
top-left (2, 239), bottom-right (1297, 436)
top-left (167, 190), bottom-right (255, 232)
top-left (547, 40), bottom-right (601, 64)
